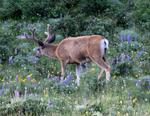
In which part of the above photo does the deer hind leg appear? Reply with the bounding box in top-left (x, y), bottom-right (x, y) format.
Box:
top-left (98, 69), bottom-right (104, 80)
top-left (103, 57), bottom-right (111, 81)
top-left (76, 64), bottom-right (81, 86)
top-left (98, 57), bottom-right (110, 80)
top-left (90, 56), bottom-right (111, 81)
top-left (60, 60), bottom-right (66, 81)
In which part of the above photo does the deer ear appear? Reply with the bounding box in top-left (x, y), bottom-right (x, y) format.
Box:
top-left (47, 34), bottom-right (56, 43)
top-left (38, 41), bottom-right (45, 47)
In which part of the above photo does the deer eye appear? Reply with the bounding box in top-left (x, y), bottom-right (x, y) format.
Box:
top-left (37, 48), bottom-right (40, 51)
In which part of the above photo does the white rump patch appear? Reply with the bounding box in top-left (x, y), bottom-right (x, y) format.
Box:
top-left (100, 38), bottom-right (109, 56)
top-left (104, 38), bottom-right (109, 49)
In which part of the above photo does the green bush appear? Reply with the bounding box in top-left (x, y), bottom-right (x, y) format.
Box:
top-left (0, 0), bottom-right (22, 20)
top-left (0, 21), bottom-right (18, 62)
top-left (132, 0), bottom-right (150, 32)
top-left (20, 0), bottom-right (54, 20)
top-left (79, 0), bottom-right (111, 15)
top-left (81, 16), bottom-right (113, 36)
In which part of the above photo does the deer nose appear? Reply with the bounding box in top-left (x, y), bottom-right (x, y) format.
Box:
top-left (36, 50), bottom-right (41, 57)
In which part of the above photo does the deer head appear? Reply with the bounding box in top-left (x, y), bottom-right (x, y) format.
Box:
top-left (23, 24), bottom-right (57, 58)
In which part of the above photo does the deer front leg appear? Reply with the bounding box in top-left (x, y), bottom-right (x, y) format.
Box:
top-left (76, 64), bottom-right (81, 86)
top-left (60, 61), bottom-right (66, 81)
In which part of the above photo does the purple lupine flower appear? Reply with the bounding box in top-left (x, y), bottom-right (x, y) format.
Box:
top-left (128, 91), bottom-right (132, 98)
top-left (8, 56), bottom-right (13, 64)
top-left (49, 76), bottom-right (60, 82)
top-left (27, 75), bottom-right (31, 81)
top-left (127, 34), bottom-right (132, 44)
top-left (47, 100), bottom-right (53, 108)
top-left (120, 34), bottom-right (126, 42)
top-left (126, 54), bottom-right (131, 61)
top-left (0, 85), bottom-right (4, 96)
top-left (120, 34), bottom-right (124, 42)
top-left (59, 74), bottom-right (73, 85)
top-left (146, 78), bottom-right (150, 90)
top-left (147, 85), bottom-right (150, 90)
top-left (136, 51), bottom-right (144, 59)
top-left (16, 75), bottom-right (19, 81)
top-left (14, 90), bottom-right (20, 97)
top-left (136, 80), bottom-right (141, 88)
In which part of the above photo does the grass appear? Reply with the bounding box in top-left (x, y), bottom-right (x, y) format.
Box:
top-left (0, 63), bottom-right (150, 115)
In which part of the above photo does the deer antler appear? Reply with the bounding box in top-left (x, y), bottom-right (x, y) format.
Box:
top-left (26, 27), bottom-right (44, 47)
top-left (30, 28), bottom-right (39, 43)
top-left (44, 24), bottom-right (56, 43)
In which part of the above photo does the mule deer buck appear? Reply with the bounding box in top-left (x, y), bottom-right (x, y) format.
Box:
top-left (23, 24), bottom-right (111, 86)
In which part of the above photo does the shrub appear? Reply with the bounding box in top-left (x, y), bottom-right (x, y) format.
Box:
top-left (0, 0), bottom-right (22, 20)
top-left (20, 0), bottom-right (54, 20)
top-left (79, 0), bottom-right (111, 15)
top-left (0, 21), bottom-right (18, 62)
top-left (112, 29), bottom-right (148, 77)
top-left (132, 0), bottom-right (150, 32)
top-left (54, 15), bottom-right (80, 36)
top-left (81, 16), bottom-right (113, 37)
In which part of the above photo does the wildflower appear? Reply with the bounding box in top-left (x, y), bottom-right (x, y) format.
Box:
top-left (132, 97), bottom-right (137, 104)
top-left (135, 80), bottom-right (141, 88)
top-left (117, 111), bottom-right (121, 116)
top-left (24, 86), bottom-right (27, 98)
top-left (145, 98), bottom-right (148, 102)
top-left (27, 76), bottom-right (31, 81)
top-left (59, 74), bottom-right (73, 85)
top-left (16, 75), bottom-right (19, 81)
top-left (120, 34), bottom-right (126, 42)
top-left (126, 54), bottom-right (131, 61)
top-left (8, 56), bottom-right (13, 64)
top-left (119, 100), bottom-right (123, 104)
top-left (49, 76), bottom-right (60, 82)
top-left (44, 88), bottom-right (49, 97)
top-left (0, 85), bottom-right (4, 96)
top-left (14, 90), bottom-right (20, 98)
top-left (31, 78), bottom-right (36, 83)
top-left (128, 92), bottom-right (132, 98)
top-left (91, 68), bottom-right (95, 71)
top-left (47, 100), bottom-right (53, 108)
top-left (144, 77), bottom-right (150, 90)
top-left (27, 74), bottom-right (32, 81)
top-left (127, 34), bottom-right (132, 44)
top-left (136, 51), bottom-right (144, 59)
top-left (125, 113), bottom-right (129, 116)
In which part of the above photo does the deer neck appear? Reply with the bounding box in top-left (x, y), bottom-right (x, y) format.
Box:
top-left (45, 44), bottom-right (58, 59)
